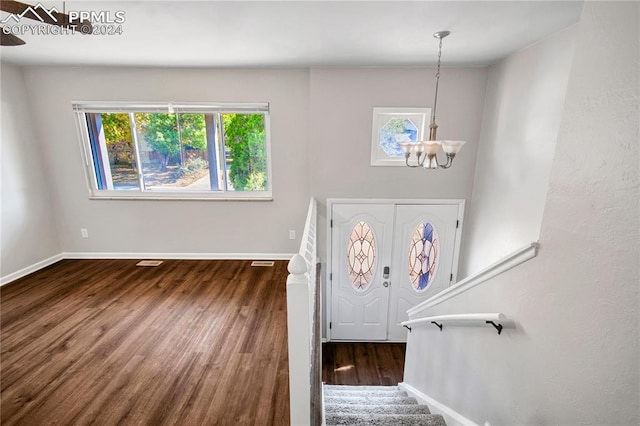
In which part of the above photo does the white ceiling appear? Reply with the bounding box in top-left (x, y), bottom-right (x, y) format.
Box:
top-left (0, 1), bottom-right (583, 67)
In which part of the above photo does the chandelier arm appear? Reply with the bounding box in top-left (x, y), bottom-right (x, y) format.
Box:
top-left (405, 155), bottom-right (422, 168)
top-left (439, 155), bottom-right (454, 169)
top-left (423, 154), bottom-right (440, 169)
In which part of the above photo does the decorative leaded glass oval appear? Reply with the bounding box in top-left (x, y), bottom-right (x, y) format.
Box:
top-left (347, 221), bottom-right (376, 291)
top-left (408, 222), bottom-right (439, 291)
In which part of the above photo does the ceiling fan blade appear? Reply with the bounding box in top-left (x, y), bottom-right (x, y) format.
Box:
top-left (0, 1), bottom-right (93, 33)
top-left (0, 29), bottom-right (26, 45)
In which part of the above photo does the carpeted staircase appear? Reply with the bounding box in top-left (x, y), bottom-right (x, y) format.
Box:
top-left (323, 385), bottom-right (446, 425)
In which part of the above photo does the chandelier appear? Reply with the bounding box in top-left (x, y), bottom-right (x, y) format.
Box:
top-left (402, 31), bottom-right (465, 169)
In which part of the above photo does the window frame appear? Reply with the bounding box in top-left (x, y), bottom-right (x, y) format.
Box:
top-left (73, 101), bottom-right (273, 200)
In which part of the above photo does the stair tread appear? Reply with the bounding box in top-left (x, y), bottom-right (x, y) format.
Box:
top-left (325, 413), bottom-right (446, 426)
top-left (324, 385), bottom-right (400, 391)
top-left (325, 389), bottom-right (408, 397)
top-left (324, 395), bottom-right (418, 405)
top-left (325, 403), bottom-right (431, 415)
top-left (323, 384), bottom-right (442, 424)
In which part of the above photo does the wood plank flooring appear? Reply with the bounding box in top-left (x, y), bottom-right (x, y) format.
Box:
top-left (322, 342), bottom-right (406, 386)
top-left (1, 259), bottom-right (290, 426)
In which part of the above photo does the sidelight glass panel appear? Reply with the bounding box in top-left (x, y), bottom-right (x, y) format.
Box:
top-left (408, 222), bottom-right (439, 291)
top-left (347, 221), bottom-right (376, 291)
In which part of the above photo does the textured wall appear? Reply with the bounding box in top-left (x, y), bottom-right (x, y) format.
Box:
top-left (460, 26), bottom-right (576, 278)
top-left (1, 63), bottom-right (61, 279)
top-left (403, 2), bottom-right (639, 424)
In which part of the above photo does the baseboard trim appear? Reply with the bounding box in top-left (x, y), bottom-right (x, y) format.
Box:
top-left (62, 252), bottom-right (295, 260)
top-left (326, 339), bottom-right (407, 343)
top-left (1, 252), bottom-right (294, 286)
top-left (398, 382), bottom-right (478, 426)
top-left (0, 253), bottom-right (64, 286)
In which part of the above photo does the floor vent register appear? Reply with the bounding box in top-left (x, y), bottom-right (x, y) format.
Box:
top-left (251, 261), bottom-right (275, 267)
top-left (136, 260), bottom-right (164, 267)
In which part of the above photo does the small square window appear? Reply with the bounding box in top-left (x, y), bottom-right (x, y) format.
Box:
top-left (370, 107), bottom-right (430, 166)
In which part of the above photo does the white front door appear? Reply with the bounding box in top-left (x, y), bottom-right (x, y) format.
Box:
top-left (386, 204), bottom-right (460, 340)
top-left (330, 204), bottom-right (394, 340)
top-left (329, 201), bottom-right (462, 341)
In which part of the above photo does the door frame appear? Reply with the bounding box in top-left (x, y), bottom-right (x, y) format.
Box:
top-left (326, 198), bottom-right (465, 342)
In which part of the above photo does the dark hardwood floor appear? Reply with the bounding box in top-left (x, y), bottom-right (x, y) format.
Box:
top-left (1, 259), bottom-right (290, 426)
top-left (322, 342), bottom-right (406, 386)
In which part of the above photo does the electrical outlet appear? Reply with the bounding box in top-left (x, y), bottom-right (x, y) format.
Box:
top-left (289, 230), bottom-right (296, 240)
top-left (81, 228), bottom-right (89, 239)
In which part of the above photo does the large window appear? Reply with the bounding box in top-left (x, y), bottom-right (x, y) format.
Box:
top-left (74, 102), bottom-right (272, 199)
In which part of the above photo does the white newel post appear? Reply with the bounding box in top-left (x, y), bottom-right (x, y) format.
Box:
top-left (287, 253), bottom-right (311, 426)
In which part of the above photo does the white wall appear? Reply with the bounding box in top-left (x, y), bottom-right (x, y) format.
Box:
top-left (460, 26), bottom-right (577, 279)
top-left (308, 67), bottom-right (488, 337)
top-left (309, 67), bottom-right (488, 262)
top-left (403, 2), bottom-right (639, 425)
top-left (1, 63), bottom-right (61, 280)
top-left (309, 67), bottom-right (487, 216)
top-left (3, 63), bottom-right (488, 281)
top-left (21, 67), bottom-right (310, 256)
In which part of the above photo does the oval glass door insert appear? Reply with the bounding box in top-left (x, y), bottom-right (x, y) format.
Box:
top-left (408, 222), bottom-right (439, 291)
top-left (347, 221), bottom-right (376, 291)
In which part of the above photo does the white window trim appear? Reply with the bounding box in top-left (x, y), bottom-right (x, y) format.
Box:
top-left (73, 101), bottom-right (273, 201)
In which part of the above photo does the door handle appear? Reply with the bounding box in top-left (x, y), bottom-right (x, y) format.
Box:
top-left (383, 281), bottom-right (389, 288)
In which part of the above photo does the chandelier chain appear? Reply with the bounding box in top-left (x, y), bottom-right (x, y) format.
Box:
top-left (402, 30), bottom-right (464, 170)
top-left (431, 36), bottom-right (444, 130)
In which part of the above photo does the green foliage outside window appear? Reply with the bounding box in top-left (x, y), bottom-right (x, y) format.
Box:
top-left (101, 113), bottom-right (132, 143)
top-left (134, 113), bottom-right (206, 170)
top-left (223, 114), bottom-right (267, 191)
top-left (99, 111), bottom-right (267, 191)
top-left (100, 113), bottom-right (134, 165)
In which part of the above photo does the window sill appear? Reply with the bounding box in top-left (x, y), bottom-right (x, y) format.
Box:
top-left (88, 192), bottom-right (273, 201)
